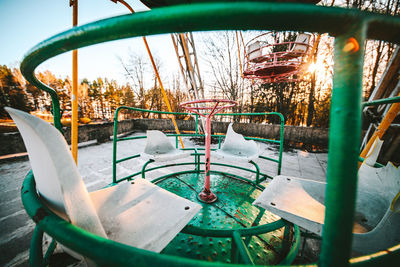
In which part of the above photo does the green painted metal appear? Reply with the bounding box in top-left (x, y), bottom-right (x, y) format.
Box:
top-left (22, 169), bottom-right (301, 266)
top-left (138, 0), bottom-right (323, 9)
top-left (358, 156), bottom-right (384, 168)
top-left (127, 150), bottom-right (272, 185)
top-left (115, 154), bottom-right (140, 164)
top-left (126, 170), bottom-right (297, 265)
top-left (232, 231), bottom-right (255, 264)
top-left (320, 24), bottom-right (367, 267)
top-left (280, 224), bottom-right (300, 265)
top-left (30, 225), bottom-right (44, 266)
top-left (140, 162), bottom-right (266, 188)
top-left (148, 172), bottom-right (295, 265)
top-left (18, 1), bottom-right (400, 266)
top-left (30, 225), bottom-right (57, 266)
top-left (182, 219), bottom-right (286, 238)
top-left (118, 134), bottom-right (280, 144)
top-left (362, 96), bottom-right (400, 107)
top-left (43, 239), bottom-right (57, 266)
top-left (259, 155), bottom-right (280, 164)
top-left (113, 109), bottom-right (119, 184)
top-left (250, 160), bottom-right (260, 184)
top-left (18, 3), bottom-right (400, 119)
top-left (141, 159), bottom-right (155, 178)
top-left (18, 2), bottom-right (400, 136)
top-left (117, 135), bottom-right (147, 141)
top-left (24, 166), bottom-right (400, 266)
top-left (113, 106), bottom-right (284, 182)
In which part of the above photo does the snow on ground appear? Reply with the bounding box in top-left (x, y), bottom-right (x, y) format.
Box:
top-left (0, 132), bottom-right (327, 266)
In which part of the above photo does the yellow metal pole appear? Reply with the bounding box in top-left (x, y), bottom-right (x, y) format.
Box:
top-left (359, 93), bottom-right (400, 166)
top-left (142, 37), bottom-right (185, 148)
top-left (71, 0), bottom-right (78, 163)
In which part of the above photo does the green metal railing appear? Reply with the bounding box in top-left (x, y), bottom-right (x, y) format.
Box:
top-left (112, 106), bottom-right (285, 184)
top-left (18, 1), bottom-right (400, 266)
top-left (362, 96), bottom-right (400, 107)
top-left (23, 170), bottom-right (302, 266)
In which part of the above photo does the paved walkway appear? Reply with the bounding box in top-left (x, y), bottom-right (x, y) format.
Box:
top-left (0, 133), bottom-right (327, 266)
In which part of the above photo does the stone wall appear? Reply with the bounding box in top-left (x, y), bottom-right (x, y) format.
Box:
top-left (0, 118), bottom-right (329, 156)
top-left (134, 119), bottom-right (329, 147)
top-left (0, 119), bottom-right (135, 156)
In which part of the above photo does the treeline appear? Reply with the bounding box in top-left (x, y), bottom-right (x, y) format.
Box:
top-left (2, 1), bottom-right (398, 127)
top-left (0, 65), bottom-right (189, 121)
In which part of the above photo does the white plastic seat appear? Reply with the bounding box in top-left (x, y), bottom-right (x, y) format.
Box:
top-left (279, 33), bottom-right (311, 60)
top-left (212, 123), bottom-right (259, 162)
top-left (247, 41), bottom-right (262, 62)
top-left (253, 138), bottom-right (400, 254)
top-left (247, 41), bottom-right (271, 63)
top-left (6, 107), bottom-right (201, 255)
top-left (142, 130), bottom-right (190, 162)
top-left (289, 33), bottom-right (311, 54)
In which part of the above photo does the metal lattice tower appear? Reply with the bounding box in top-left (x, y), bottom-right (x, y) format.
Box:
top-left (171, 33), bottom-right (204, 101)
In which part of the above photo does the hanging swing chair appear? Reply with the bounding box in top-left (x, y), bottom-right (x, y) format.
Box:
top-left (243, 32), bottom-right (313, 83)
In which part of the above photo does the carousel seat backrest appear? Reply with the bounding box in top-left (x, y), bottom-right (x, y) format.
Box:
top-left (7, 107), bottom-right (202, 254)
top-left (5, 107), bottom-right (107, 238)
top-left (143, 130), bottom-right (190, 162)
top-left (212, 123), bottom-right (259, 162)
top-left (253, 138), bottom-right (400, 254)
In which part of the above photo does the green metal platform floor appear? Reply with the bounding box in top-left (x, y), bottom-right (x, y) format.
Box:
top-left (157, 173), bottom-right (287, 265)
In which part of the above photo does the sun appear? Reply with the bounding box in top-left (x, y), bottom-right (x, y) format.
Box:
top-left (308, 63), bottom-right (318, 73)
top-left (307, 58), bottom-right (325, 74)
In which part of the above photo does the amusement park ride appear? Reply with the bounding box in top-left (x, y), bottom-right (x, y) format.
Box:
top-left (6, 0), bottom-right (400, 266)
top-left (243, 32), bottom-right (314, 83)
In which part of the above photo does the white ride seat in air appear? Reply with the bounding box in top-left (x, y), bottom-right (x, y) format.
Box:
top-left (6, 107), bottom-right (201, 256)
top-left (212, 123), bottom-right (259, 162)
top-left (142, 130), bottom-right (190, 162)
top-left (282, 33), bottom-right (311, 60)
top-left (253, 138), bottom-right (400, 254)
top-left (247, 41), bottom-right (271, 63)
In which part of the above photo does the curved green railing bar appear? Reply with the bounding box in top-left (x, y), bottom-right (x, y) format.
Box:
top-left (19, 1), bottom-right (400, 267)
top-left (20, 2), bottom-right (400, 132)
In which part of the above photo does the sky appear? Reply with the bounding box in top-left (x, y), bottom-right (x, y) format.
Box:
top-left (0, 0), bottom-right (181, 85)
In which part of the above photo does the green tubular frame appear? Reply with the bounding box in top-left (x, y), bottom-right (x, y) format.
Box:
top-left (22, 171), bottom-right (300, 266)
top-left (112, 106), bottom-right (284, 184)
top-left (362, 96), bottom-right (400, 107)
top-left (18, 1), bottom-right (400, 266)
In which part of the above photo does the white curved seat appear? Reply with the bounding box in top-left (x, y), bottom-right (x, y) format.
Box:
top-left (289, 33), bottom-right (311, 54)
top-left (6, 107), bottom-right (201, 255)
top-left (212, 123), bottom-right (259, 162)
top-left (281, 33), bottom-right (311, 59)
top-left (247, 41), bottom-right (272, 63)
top-left (142, 130), bottom-right (190, 162)
top-left (253, 138), bottom-right (400, 254)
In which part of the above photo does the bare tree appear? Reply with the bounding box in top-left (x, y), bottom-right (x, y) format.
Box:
top-left (118, 52), bottom-right (148, 111)
top-left (201, 31), bottom-right (245, 115)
